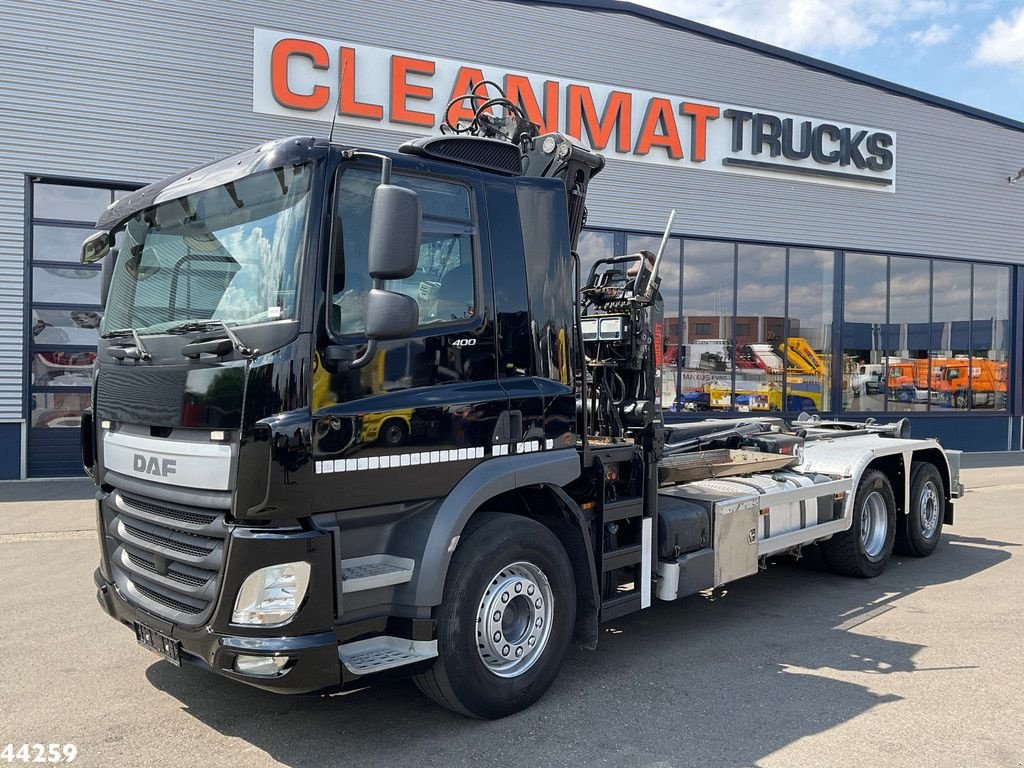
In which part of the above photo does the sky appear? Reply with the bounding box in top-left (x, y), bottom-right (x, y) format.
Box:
top-left (631, 1), bottom-right (1024, 122)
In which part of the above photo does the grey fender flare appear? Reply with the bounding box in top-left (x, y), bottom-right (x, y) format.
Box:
top-left (411, 448), bottom-right (581, 606)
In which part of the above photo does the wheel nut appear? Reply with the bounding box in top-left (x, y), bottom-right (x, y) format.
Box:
top-left (535, 598), bottom-right (542, 609)
top-left (514, 582), bottom-right (522, 593)
top-left (516, 647), bottom-right (524, 657)
top-left (528, 636), bottom-right (536, 646)
top-left (527, 585), bottom-right (535, 596)
top-left (501, 592), bottom-right (509, 603)
top-left (493, 611), bottom-right (501, 622)
top-left (502, 645), bottom-right (510, 657)
top-left (493, 631), bottom-right (501, 643)
top-left (535, 617), bottom-right (543, 628)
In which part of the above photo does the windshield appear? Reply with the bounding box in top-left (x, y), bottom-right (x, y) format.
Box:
top-left (102, 163), bottom-right (312, 335)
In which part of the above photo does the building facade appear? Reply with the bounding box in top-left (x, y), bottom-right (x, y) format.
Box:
top-left (1, 0), bottom-right (1021, 478)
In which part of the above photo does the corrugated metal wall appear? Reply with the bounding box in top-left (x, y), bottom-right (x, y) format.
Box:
top-left (1, 0), bottom-right (1022, 426)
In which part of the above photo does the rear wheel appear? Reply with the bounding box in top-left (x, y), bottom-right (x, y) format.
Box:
top-left (824, 469), bottom-right (895, 578)
top-left (413, 514), bottom-right (575, 719)
top-left (895, 462), bottom-right (944, 557)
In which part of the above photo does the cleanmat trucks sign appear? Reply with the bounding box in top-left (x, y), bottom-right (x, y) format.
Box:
top-left (252, 28), bottom-right (897, 191)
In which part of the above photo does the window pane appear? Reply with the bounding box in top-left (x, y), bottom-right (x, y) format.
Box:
top-left (32, 266), bottom-right (101, 306)
top-left (628, 234), bottom-right (681, 411)
top-left (578, 230), bottom-right (616, 282)
top-left (30, 351), bottom-right (96, 387)
top-left (104, 165), bottom-right (311, 332)
top-left (33, 225), bottom-right (97, 263)
top-left (31, 309), bottom-right (103, 345)
top-left (735, 244), bottom-right (785, 413)
top-left (787, 249), bottom-right (834, 413)
top-left (887, 256), bottom-right (931, 412)
top-left (30, 391), bottom-right (91, 428)
top-left (843, 253), bottom-right (888, 411)
top-left (971, 264), bottom-right (1010, 410)
top-left (930, 261), bottom-right (972, 411)
top-left (34, 184), bottom-right (110, 223)
top-left (679, 240), bottom-right (734, 412)
top-left (331, 169), bottom-right (476, 335)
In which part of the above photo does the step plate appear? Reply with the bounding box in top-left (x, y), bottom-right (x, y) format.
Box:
top-left (339, 637), bottom-right (438, 676)
top-left (340, 554), bottom-right (414, 593)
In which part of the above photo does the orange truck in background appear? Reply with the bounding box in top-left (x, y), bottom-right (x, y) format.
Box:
top-left (886, 359), bottom-right (933, 403)
top-left (931, 358), bottom-right (1007, 409)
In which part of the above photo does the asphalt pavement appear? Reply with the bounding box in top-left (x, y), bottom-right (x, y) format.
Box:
top-left (1, 467), bottom-right (1022, 768)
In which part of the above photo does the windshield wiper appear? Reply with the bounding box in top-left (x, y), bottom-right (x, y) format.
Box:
top-left (101, 327), bottom-right (152, 361)
top-left (166, 319), bottom-right (258, 359)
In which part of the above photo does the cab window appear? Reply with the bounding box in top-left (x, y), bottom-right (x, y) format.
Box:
top-left (330, 168), bottom-right (476, 336)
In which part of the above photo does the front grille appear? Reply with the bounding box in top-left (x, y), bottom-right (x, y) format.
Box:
top-left (135, 583), bottom-right (204, 615)
top-left (122, 522), bottom-right (215, 558)
top-left (104, 487), bottom-right (227, 626)
top-left (126, 551), bottom-right (208, 588)
top-left (120, 492), bottom-right (218, 526)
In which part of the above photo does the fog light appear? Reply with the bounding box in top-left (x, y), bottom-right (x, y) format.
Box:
top-left (232, 561), bottom-right (311, 626)
top-left (234, 654), bottom-right (288, 677)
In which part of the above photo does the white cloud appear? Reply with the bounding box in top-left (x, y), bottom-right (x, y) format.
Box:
top-left (909, 22), bottom-right (958, 46)
top-left (634, 0), bottom-right (956, 54)
top-left (974, 7), bottom-right (1024, 65)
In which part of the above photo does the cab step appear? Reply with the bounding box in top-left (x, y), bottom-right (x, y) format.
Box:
top-left (338, 636), bottom-right (437, 675)
top-left (340, 554), bottom-right (414, 593)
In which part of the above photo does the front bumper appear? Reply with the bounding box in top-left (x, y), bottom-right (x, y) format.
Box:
top-left (95, 567), bottom-right (342, 694)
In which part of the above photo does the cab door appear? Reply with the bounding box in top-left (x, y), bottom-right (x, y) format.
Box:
top-left (310, 159), bottom-right (507, 513)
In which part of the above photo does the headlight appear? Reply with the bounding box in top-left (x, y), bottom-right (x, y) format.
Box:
top-left (232, 561), bottom-right (311, 626)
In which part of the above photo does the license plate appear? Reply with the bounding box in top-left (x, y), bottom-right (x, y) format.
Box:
top-left (134, 621), bottom-right (181, 666)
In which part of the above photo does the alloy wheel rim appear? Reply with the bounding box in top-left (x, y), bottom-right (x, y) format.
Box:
top-left (860, 490), bottom-right (888, 560)
top-left (475, 561), bottom-right (553, 678)
top-left (919, 480), bottom-right (940, 539)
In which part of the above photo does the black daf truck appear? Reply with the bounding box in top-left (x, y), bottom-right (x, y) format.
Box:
top-left (83, 92), bottom-right (960, 719)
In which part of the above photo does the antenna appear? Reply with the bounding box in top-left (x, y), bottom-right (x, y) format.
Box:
top-left (329, 56), bottom-right (347, 143)
top-left (643, 209), bottom-right (677, 301)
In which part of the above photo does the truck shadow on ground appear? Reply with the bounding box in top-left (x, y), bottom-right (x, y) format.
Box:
top-left (146, 533), bottom-right (1014, 768)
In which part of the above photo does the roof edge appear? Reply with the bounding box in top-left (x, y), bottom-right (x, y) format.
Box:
top-left (493, 0), bottom-right (1024, 134)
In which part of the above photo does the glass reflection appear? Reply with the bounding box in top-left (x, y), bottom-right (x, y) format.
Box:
top-left (678, 240), bottom-right (734, 412)
top-left (787, 249), bottom-right (834, 413)
top-left (971, 265), bottom-right (1010, 410)
top-left (887, 257), bottom-right (931, 412)
top-left (30, 392), bottom-right (91, 428)
top-left (31, 309), bottom-right (103, 345)
top-left (843, 253), bottom-right (888, 411)
top-left (930, 261), bottom-right (972, 411)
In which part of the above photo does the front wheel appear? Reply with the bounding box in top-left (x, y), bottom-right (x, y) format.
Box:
top-left (824, 469), bottom-right (896, 578)
top-left (414, 514), bottom-right (575, 719)
top-left (895, 462), bottom-right (945, 557)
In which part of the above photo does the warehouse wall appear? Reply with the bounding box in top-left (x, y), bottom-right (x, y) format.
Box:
top-left (0, 0), bottom-right (1022, 458)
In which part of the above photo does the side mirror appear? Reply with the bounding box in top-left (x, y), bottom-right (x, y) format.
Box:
top-left (365, 288), bottom-right (418, 340)
top-left (99, 247), bottom-right (118, 307)
top-left (367, 185), bottom-right (421, 279)
top-left (80, 231), bottom-right (110, 264)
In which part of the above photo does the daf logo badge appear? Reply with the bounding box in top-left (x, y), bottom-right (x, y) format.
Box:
top-left (133, 453), bottom-right (177, 477)
top-left (747, 528), bottom-right (757, 545)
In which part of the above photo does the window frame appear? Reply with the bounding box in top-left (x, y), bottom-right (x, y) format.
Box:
top-left (23, 174), bottom-right (143, 432)
top-left (325, 163), bottom-right (485, 344)
top-left (579, 222), bottom-right (1014, 420)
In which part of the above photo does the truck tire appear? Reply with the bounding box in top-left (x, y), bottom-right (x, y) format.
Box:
top-left (824, 469), bottom-right (895, 578)
top-left (895, 462), bottom-right (944, 557)
top-left (379, 418), bottom-right (409, 447)
top-left (413, 514), bottom-right (575, 719)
